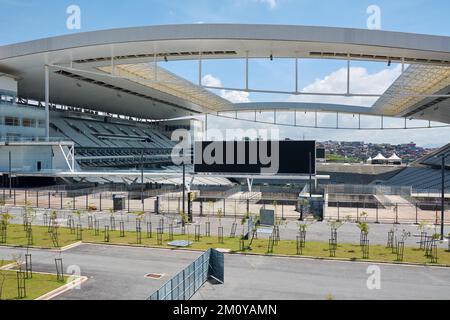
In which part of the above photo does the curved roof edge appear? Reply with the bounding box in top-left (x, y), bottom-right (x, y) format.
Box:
top-left (1, 24), bottom-right (450, 60)
top-left (231, 102), bottom-right (376, 115)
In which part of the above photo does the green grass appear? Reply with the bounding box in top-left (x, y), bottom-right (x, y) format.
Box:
top-left (0, 224), bottom-right (78, 248)
top-left (0, 270), bottom-right (68, 300)
top-left (2, 224), bottom-right (449, 266)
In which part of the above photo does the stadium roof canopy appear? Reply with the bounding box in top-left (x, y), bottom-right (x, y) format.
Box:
top-left (1, 24), bottom-right (450, 123)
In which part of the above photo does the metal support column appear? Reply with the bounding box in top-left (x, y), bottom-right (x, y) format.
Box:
top-left (44, 65), bottom-right (50, 141)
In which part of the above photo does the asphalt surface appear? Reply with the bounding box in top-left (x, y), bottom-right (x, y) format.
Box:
top-left (193, 254), bottom-right (450, 300)
top-left (1, 244), bottom-right (449, 300)
top-left (0, 244), bottom-right (201, 300)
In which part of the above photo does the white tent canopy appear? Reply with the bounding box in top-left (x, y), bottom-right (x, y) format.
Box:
top-left (388, 153), bottom-right (402, 161)
top-left (373, 153), bottom-right (387, 161)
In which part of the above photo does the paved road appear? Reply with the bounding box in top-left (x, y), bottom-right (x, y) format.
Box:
top-left (1, 243), bottom-right (449, 300)
top-left (193, 254), bottom-right (450, 300)
top-left (0, 244), bottom-right (201, 300)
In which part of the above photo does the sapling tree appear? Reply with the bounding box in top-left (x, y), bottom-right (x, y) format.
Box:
top-left (24, 205), bottom-right (36, 227)
top-left (328, 219), bottom-right (344, 242)
top-left (360, 211), bottom-right (368, 221)
top-left (247, 213), bottom-right (260, 248)
top-left (180, 209), bottom-right (189, 227)
top-left (217, 208), bottom-right (223, 226)
top-left (0, 211), bottom-right (13, 243)
top-left (133, 211), bottom-right (145, 222)
top-left (298, 216), bottom-right (317, 233)
top-left (207, 201), bottom-right (213, 223)
top-left (357, 221), bottom-right (370, 237)
top-left (356, 210), bottom-right (369, 243)
top-left (328, 220), bottom-right (344, 229)
top-left (74, 210), bottom-right (83, 225)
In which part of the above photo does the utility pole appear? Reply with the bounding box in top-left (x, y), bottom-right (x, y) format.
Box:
top-left (44, 65), bottom-right (50, 141)
top-left (182, 162), bottom-right (186, 214)
top-left (441, 153), bottom-right (449, 240)
top-left (8, 151), bottom-right (12, 197)
top-left (309, 152), bottom-right (312, 198)
top-left (141, 149), bottom-right (144, 211)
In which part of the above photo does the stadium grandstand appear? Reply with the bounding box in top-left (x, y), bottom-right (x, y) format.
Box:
top-left (383, 143), bottom-right (450, 191)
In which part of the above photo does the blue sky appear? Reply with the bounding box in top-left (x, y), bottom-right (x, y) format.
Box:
top-left (2, 0), bottom-right (450, 43)
top-left (1, 0), bottom-right (450, 147)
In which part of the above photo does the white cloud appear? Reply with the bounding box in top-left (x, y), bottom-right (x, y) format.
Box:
top-left (202, 67), bottom-right (450, 147)
top-left (287, 65), bottom-right (402, 107)
top-left (202, 74), bottom-right (251, 103)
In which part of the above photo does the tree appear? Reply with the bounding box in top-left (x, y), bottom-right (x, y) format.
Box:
top-left (360, 211), bottom-right (368, 222)
top-left (74, 210), bottom-right (83, 224)
top-left (0, 212), bottom-right (13, 227)
top-left (327, 219), bottom-right (344, 231)
top-left (24, 204), bottom-right (36, 225)
top-left (357, 221), bottom-right (370, 236)
top-left (179, 209), bottom-right (189, 227)
top-left (0, 211), bottom-right (13, 242)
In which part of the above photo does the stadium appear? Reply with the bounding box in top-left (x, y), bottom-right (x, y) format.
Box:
top-left (0, 23), bottom-right (449, 301)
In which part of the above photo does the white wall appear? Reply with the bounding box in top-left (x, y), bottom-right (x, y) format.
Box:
top-left (0, 145), bottom-right (52, 172)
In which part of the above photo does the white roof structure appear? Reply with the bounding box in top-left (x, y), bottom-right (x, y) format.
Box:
top-left (0, 24), bottom-right (449, 123)
top-left (388, 153), bottom-right (402, 161)
top-left (367, 157), bottom-right (373, 162)
top-left (373, 153), bottom-right (387, 161)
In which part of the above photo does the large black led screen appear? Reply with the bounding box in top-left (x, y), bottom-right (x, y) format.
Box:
top-left (194, 140), bottom-right (316, 175)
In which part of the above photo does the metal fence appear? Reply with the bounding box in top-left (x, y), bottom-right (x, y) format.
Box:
top-left (325, 184), bottom-right (413, 196)
top-left (1, 187), bottom-right (449, 224)
top-left (148, 248), bottom-right (223, 300)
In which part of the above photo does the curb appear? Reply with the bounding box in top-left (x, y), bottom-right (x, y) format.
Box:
top-left (0, 241), bottom-right (83, 252)
top-left (0, 262), bottom-right (18, 270)
top-left (80, 241), bottom-right (450, 269)
top-left (60, 241), bottom-right (83, 251)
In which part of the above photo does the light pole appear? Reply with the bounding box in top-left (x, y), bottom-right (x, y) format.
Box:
top-left (439, 153), bottom-right (449, 240)
top-left (308, 152), bottom-right (312, 198)
top-left (141, 149), bottom-right (144, 211)
top-left (182, 162), bottom-right (186, 214)
top-left (8, 151), bottom-right (12, 197)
